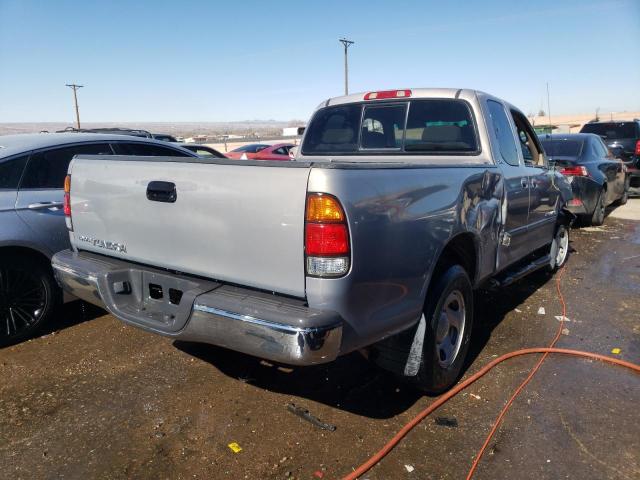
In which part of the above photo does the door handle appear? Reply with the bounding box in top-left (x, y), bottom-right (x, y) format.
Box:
top-left (146, 181), bottom-right (177, 203)
top-left (27, 201), bottom-right (64, 210)
top-left (521, 178), bottom-right (529, 188)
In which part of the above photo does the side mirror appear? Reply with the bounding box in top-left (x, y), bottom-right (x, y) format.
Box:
top-left (609, 146), bottom-right (624, 158)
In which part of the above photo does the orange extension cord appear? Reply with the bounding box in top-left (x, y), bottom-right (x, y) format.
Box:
top-left (342, 266), bottom-right (640, 480)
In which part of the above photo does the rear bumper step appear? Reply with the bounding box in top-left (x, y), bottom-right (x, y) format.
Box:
top-left (52, 250), bottom-right (343, 366)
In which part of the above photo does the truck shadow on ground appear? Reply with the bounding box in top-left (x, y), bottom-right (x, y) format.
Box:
top-left (175, 267), bottom-right (561, 419)
top-left (43, 301), bottom-right (104, 337)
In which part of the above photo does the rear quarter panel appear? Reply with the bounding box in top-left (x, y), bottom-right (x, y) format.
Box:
top-left (306, 164), bottom-right (503, 352)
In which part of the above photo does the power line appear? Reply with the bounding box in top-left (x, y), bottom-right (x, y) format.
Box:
top-left (66, 84), bottom-right (83, 129)
top-left (338, 38), bottom-right (354, 96)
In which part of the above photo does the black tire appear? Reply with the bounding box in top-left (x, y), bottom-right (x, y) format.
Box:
top-left (411, 265), bottom-right (474, 394)
top-left (0, 255), bottom-right (60, 347)
top-left (590, 189), bottom-right (606, 226)
top-left (617, 180), bottom-right (629, 206)
top-left (547, 224), bottom-right (569, 272)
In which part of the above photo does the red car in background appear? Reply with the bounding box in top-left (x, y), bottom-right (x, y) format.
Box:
top-left (225, 143), bottom-right (295, 160)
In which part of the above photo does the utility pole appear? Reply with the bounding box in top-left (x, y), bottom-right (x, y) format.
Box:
top-left (66, 84), bottom-right (83, 129)
top-left (546, 82), bottom-right (551, 132)
top-left (338, 38), bottom-right (354, 95)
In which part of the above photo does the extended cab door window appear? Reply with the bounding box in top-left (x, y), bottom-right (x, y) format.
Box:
top-left (486, 100), bottom-right (519, 166)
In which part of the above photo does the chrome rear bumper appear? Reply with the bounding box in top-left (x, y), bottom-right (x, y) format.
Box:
top-left (52, 250), bottom-right (342, 366)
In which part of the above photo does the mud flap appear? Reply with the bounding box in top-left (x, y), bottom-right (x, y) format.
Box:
top-left (403, 314), bottom-right (426, 376)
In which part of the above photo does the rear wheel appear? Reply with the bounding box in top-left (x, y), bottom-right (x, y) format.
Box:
top-left (589, 189), bottom-right (606, 226)
top-left (548, 224), bottom-right (569, 271)
top-left (617, 179), bottom-right (629, 205)
top-left (411, 265), bottom-right (474, 394)
top-left (0, 255), bottom-right (59, 347)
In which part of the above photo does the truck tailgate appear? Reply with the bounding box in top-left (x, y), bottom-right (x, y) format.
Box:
top-left (69, 158), bottom-right (310, 297)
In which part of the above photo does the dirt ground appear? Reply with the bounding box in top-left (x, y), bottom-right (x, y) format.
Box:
top-left (1, 201), bottom-right (639, 480)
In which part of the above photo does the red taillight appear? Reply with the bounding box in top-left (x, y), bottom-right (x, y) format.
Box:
top-left (560, 166), bottom-right (589, 177)
top-left (305, 223), bottom-right (349, 255)
top-left (305, 193), bottom-right (350, 277)
top-left (364, 89), bottom-right (412, 100)
top-left (635, 140), bottom-right (640, 156)
top-left (63, 175), bottom-right (71, 216)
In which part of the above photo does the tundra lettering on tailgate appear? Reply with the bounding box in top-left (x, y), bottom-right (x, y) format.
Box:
top-left (78, 235), bottom-right (127, 253)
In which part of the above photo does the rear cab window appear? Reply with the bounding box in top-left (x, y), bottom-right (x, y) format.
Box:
top-left (539, 139), bottom-right (583, 157)
top-left (301, 99), bottom-right (479, 156)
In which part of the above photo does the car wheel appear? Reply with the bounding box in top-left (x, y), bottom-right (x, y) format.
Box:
top-left (590, 189), bottom-right (606, 226)
top-left (548, 224), bottom-right (569, 271)
top-left (0, 255), bottom-right (60, 347)
top-left (617, 180), bottom-right (629, 205)
top-left (411, 265), bottom-right (474, 394)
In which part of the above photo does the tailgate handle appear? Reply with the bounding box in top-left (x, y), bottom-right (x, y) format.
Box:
top-left (146, 181), bottom-right (177, 203)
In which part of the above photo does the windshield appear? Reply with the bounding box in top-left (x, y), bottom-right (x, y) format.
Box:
top-left (232, 144), bottom-right (269, 153)
top-left (540, 139), bottom-right (583, 157)
top-left (302, 99), bottom-right (478, 155)
top-left (580, 123), bottom-right (637, 139)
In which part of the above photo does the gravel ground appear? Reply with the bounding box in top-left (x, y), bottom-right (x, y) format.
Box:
top-left (1, 201), bottom-right (639, 480)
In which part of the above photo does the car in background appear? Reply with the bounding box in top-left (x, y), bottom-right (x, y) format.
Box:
top-left (540, 133), bottom-right (628, 225)
top-left (0, 133), bottom-right (198, 346)
top-left (178, 143), bottom-right (226, 158)
top-left (152, 133), bottom-right (178, 142)
top-left (579, 120), bottom-right (640, 192)
top-left (57, 127), bottom-right (154, 138)
top-left (225, 143), bottom-right (295, 160)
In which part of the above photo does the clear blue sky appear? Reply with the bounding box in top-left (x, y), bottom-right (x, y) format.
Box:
top-left (1, 0), bottom-right (639, 123)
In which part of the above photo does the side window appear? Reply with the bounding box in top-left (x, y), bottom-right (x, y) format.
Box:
top-left (21, 143), bottom-right (112, 189)
top-left (593, 138), bottom-right (609, 158)
top-left (272, 147), bottom-right (287, 155)
top-left (510, 110), bottom-right (544, 167)
top-left (0, 155), bottom-right (29, 189)
top-left (361, 104), bottom-right (406, 149)
top-left (486, 100), bottom-right (519, 166)
top-left (112, 143), bottom-right (191, 157)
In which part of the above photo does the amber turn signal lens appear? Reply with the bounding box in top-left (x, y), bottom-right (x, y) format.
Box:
top-left (64, 174), bottom-right (71, 193)
top-left (306, 194), bottom-right (345, 223)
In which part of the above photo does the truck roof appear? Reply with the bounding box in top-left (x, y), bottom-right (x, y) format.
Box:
top-left (320, 88), bottom-right (482, 108)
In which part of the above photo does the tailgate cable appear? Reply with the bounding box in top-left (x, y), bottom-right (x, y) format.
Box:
top-left (342, 266), bottom-right (640, 480)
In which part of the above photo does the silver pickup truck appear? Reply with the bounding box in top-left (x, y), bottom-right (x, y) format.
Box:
top-left (52, 88), bottom-right (572, 393)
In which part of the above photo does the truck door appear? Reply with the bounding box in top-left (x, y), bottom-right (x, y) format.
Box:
top-left (485, 99), bottom-right (531, 269)
top-left (510, 110), bottom-right (558, 251)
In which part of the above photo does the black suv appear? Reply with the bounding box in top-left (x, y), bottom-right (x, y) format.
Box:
top-left (580, 120), bottom-right (640, 191)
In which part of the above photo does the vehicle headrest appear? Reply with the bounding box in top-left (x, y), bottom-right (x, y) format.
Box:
top-left (421, 125), bottom-right (462, 142)
top-left (322, 128), bottom-right (354, 144)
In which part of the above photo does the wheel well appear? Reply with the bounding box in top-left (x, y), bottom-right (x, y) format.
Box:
top-left (0, 246), bottom-right (52, 270)
top-left (433, 234), bottom-right (477, 284)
